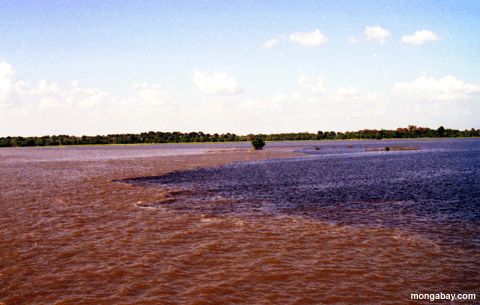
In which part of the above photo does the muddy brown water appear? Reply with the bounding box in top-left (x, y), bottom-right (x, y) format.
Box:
top-left (0, 145), bottom-right (478, 304)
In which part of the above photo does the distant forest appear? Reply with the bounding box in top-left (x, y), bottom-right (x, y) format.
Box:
top-left (1, 126), bottom-right (479, 147)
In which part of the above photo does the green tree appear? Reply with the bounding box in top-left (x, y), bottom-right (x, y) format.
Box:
top-left (437, 126), bottom-right (445, 137)
top-left (251, 137), bottom-right (265, 150)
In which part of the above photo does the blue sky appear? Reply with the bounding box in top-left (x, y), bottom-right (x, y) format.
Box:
top-left (1, 0), bottom-right (479, 136)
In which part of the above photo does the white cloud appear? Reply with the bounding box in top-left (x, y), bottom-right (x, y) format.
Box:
top-left (294, 74), bottom-right (388, 123)
top-left (132, 82), bottom-right (171, 106)
top-left (77, 90), bottom-right (110, 108)
top-left (311, 76), bottom-right (327, 94)
top-left (36, 80), bottom-right (66, 108)
top-left (299, 75), bottom-right (327, 94)
top-left (347, 37), bottom-right (361, 44)
top-left (289, 30), bottom-right (328, 46)
top-left (394, 75), bottom-right (480, 101)
top-left (0, 61), bottom-right (29, 105)
top-left (262, 38), bottom-right (279, 49)
top-left (401, 30), bottom-right (441, 45)
top-left (365, 26), bottom-right (391, 45)
top-left (306, 96), bottom-right (320, 104)
top-left (298, 75), bottom-right (307, 85)
top-left (269, 94), bottom-right (288, 103)
top-left (299, 75), bottom-right (377, 102)
top-left (363, 93), bottom-right (380, 100)
top-left (0, 61), bottom-right (177, 112)
top-left (336, 86), bottom-right (359, 96)
top-left (38, 79), bottom-right (61, 94)
top-left (239, 99), bottom-right (268, 109)
top-left (0, 61), bottom-right (189, 136)
top-left (64, 83), bottom-right (111, 108)
top-left (292, 93), bottom-right (302, 99)
top-left (193, 71), bottom-right (245, 95)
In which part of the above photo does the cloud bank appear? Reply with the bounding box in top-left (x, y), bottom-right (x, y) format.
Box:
top-left (394, 75), bottom-right (480, 101)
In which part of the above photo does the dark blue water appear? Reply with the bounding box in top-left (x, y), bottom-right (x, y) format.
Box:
top-left (125, 139), bottom-right (480, 249)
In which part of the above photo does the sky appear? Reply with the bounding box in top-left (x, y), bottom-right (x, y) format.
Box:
top-left (0, 0), bottom-right (479, 137)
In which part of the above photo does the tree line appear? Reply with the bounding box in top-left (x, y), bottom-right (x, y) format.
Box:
top-left (0, 126), bottom-right (479, 147)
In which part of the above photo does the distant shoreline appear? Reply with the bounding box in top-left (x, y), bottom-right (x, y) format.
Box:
top-left (1, 135), bottom-right (479, 149)
top-left (1, 126), bottom-right (480, 147)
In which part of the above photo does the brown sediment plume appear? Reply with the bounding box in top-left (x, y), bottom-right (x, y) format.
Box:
top-left (112, 147), bottom-right (306, 205)
top-left (0, 146), bottom-right (307, 302)
top-left (0, 146), bottom-right (305, 217)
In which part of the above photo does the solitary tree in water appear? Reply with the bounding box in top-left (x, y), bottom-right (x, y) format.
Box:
top-left (251, 137), bottom-right (265, 150)
top-left (437, 126), bottom-right (445, 137)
